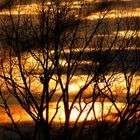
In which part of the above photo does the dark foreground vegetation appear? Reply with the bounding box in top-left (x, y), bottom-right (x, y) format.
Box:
top-left (0, 0), bottom-right (140, 140)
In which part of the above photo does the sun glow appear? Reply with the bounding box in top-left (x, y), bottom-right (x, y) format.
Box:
top-left (0, 101), bottom-right (125, 124)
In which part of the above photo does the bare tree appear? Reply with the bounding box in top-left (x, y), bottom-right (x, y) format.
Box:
top-left (0, 0), bottom-right (140, 140)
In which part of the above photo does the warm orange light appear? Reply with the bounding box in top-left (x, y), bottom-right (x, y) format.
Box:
top-left (0, 101), bottom-right (125, 124)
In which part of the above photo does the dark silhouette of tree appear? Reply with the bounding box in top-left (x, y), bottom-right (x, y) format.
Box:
top-left (0, 0), bottom-right (140, 140)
